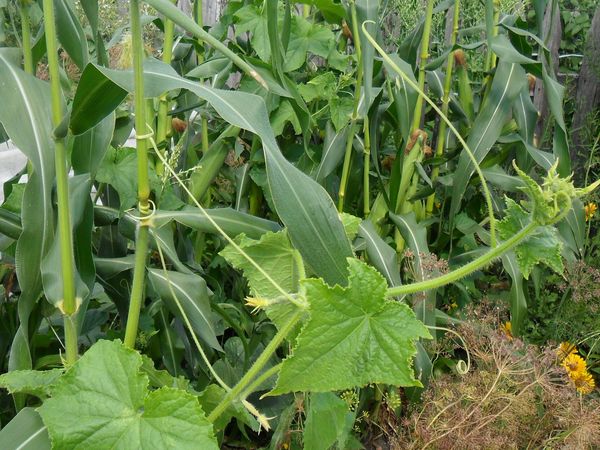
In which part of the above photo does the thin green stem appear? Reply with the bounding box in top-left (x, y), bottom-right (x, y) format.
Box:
top-left (363, 23), bottom-right (498, 246)
top-left (426, 0), bottom-right (460, 216)
top-left (411, 0), bottom-right (435, 131)
top-left (124, 0), bottom-right (152, 349)
top-left (42, 0), bottom-right (78, 365)
top-left (19, 3), bottom-right (33, 74)
top-left (208, 310), bottom-right (303, 423)
top-left (338, 0), bottom-right (363, 212)
top-left (386, 222), bottom-right (536, 297)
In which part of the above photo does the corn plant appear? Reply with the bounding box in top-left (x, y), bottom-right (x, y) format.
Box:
top-left (0, 0), bottom-right (596, 447)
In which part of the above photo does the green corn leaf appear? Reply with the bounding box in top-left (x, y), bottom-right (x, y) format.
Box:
top-left (450, 62), bottom-right (526, 223)
top-left (498, 198), bottom-right (563, 279)
top-left (390, 212), bottom-right (428, 280)
top-left (513, 84), bottom-right (538, 145)
top-left (0, 49), bottom-right (55, 375)
top-left (490, 34), bottom-right (538, 64)
top-left (541, 65), bottom-right (570, 176)
top-left (38, 340), bottom-right (219, 450)
top-left (70, 59), bottom-right (353, 285)
top-left (94, 255), bottom-right (136, 279)
top-left (357, 220), bottom-right (402, 287)
top-left (0, 208), bottom-right (22, 240)
top-left (390, 212), bottom-right (437, 330)
top-left (271, 258), bottom-right (430, 394)
top-left (70, 64), bottom-right (128, 135)
top-left (0, 408), bottom-right (51, 450)
top-left (387, 54), bottom-right (418, 144)
top-left (41, 175), bottom-right (92, 311)
top-left (149, 225), bottom-right (193, 275)
top-left (482, 166), bottom-right (526, 192)
top-left (356, 0), bottom-right (379, 112)
top-left (80, 0), bottom-right (98, 36)
top-left (558, 199), bottom-right (585, 258)
top-left (315, 122), bottom-right (349, 182)
top-left (148, 269), bottom-right (222, 351)
top-left (54, 0), bottom-right (89, 69)
top-left (71, 112), bottom-right (115, 178)
top-left (152, 208), bottom-right (281, 240)
top-left (186, 57), bottom-right (231, 79)
top-left (501, 253), bottom-right (527, 336)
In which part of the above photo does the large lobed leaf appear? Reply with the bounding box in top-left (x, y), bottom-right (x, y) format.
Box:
top-left (220, 230), bottom-right (307, 334)
top-left (38, 340), bottom-right (218, 450)
top-left (220, 230), bottom-right (304, 299)
top-left (0, 368), bottom-right (63, 399)
top-left (271, 258), bottom-right (431, 394)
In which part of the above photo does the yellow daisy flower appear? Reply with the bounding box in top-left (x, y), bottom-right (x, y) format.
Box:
top-left (570, 370), bottom-right (596, 395)
top-left (500, 321), bottom-right (513, 340)
top-left (584, 202), bottom-right (597, 221)
top-left (556, 341), bottom-right (578, 361)
top-left (561, 353), bottom-right (596, 395)
top-left (561, 353), bottom-right (587, 374)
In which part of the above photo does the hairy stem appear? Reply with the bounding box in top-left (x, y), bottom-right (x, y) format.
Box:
top-left (240, 363), bottom-right (282, 400)
top-left (386, 222), bottom-right (536, 297)
top-left (208, 310), bottom-right (303, 423)
top-left (42, 0), bottom-right (78, 365)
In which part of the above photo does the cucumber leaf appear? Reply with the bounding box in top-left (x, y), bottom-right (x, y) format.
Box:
top-left (271, 258), bottom-right (430, 393)
top-left (39, 340), bottom-right (218, 450)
